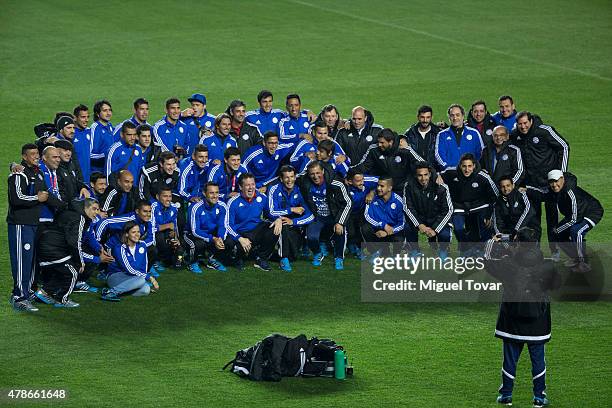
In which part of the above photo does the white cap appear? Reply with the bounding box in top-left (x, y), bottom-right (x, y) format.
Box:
top-left (547, 170), bottom-right (564, 181)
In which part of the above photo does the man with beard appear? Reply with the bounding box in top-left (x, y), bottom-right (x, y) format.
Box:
top-left (440, 153), bottom-right (498, 256)
top-left (90, 100), bottom-right (114, 173)
top-left (467, 100), bottom-right (497, 146)
top-left (100, 170), bottom-right (140, 217)
top-left (492, 95), bottom-right (518, 132)
top-left (355, 128), bottom-right (423, 193)
top-left (336, 106), bottom-right (383, 165)
top-left (137, 124), bottom-right (162, 165)
top-left (401, 105), bottom-right (441, 165)
top-left (480, 125), bottom-right (524, 185)
top-left (178, 144), bottom-right (210, 203)
top-left (435, 104), bottom-right (484, 170)
top-left (226, 99), bottom-right (263, 156)
top-left (493, 175), bottom-right (538, 241)
top-left (403, 162), bottom-right (453, 259)
top-left (242, 132), bottom-right (293, 192)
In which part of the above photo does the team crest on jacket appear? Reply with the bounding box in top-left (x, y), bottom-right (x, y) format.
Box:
top-left (303, 122), bottom-right (309, 128)
top-left (216, 208), bottom-right (220, 215)
top-left (226, 143), bottom-right (233, 149)
top-left (472, 182), bottom-right (479, 188)
top-left (533, 137), bottom-right (539, 144)
top-left (514, 202), bottom-right (519, 208)
top-left (165, 178), bottom-right (172, 184)
top-left (486, 129), bottom-right (493, 135)
top-left (446, 136), bottom-right (452, 141)
top-left (24, 243), bottom-right (31, 250)
top-left (242, 134), bottom-right (249, 140)
top-left (134, 150), bottom-right (139, 156)
top-left (390, 202), bottom-right (397, 210)
top-left (366, 135), bottom-right (372, 142)
top-left (139, 247), bottom-right (145, 254)
top-left (205, 121), bottom-right (212, 128)
top-left (502, 154), bottom-right (509, 160)
top-left (179, 127), bottom-right (184, 133)
top-left (466, 134), bottom-right (472, 141)
top-left (294, 194), bottom-right (298, 199)
top-left (379, 155), bottom-right (384, 160)
top-left (272, 118), bottom-right (278, 124)
top-left (394, 156), bottom-right (401, 163)
top-left (256, 196), bottom-right (262, 203)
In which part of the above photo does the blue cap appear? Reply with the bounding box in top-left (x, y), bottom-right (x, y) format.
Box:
top-left (188, 93), bottom-right (207, 105)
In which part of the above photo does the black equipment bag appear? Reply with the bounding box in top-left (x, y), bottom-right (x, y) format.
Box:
top-left (223, 334), bottom-right (351, 381)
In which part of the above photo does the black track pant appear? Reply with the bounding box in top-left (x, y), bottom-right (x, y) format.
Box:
top-left (183, 233), bottom-right (235, 264)
top-left (279, 225), bottom-right (304, 261)
top-left (233, 222), bottom-right (279, 261)
top-left (40, 262), bottom-right (78, 303)
top-left (361, 223), bottom-right (403, 256)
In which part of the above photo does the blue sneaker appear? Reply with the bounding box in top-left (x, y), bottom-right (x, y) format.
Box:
top-left (189, 262), bottom-right (203, 274)
top-left (101, 288), bottom-right (121, 302)
top-left (254, 258), bottom-right (271, 271)
top-left (335, 258), bottom-right (344, 270)
top-left (73, 281), bottom-right (99, 293)
top-left (206, 257), bottom-right (227, 272)
top-left (312, 252), bottom-right (325, 266)
top-left (280, 258), bottom-right (292, 272)
top-left (152, 262), bottom-right (166, 273)
top-left (35, 289), bottom-right (57, 305)
top-left (438, 250), bottom-right (449, 261)
top-left (319, 242), bottom-right (329, 256)
top-left (496, 394), bottom-right (512, 405)
top-left (533, 395), bottom-right (549, 407)
top-left (347, 244), bottom-right (359, 255)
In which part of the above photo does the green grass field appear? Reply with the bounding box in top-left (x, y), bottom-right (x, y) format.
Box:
top-left (1, 0), bottom-right (611, 406)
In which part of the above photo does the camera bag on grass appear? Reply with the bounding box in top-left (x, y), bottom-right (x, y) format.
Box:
top-left (223, 333), bottom-right (352, 381)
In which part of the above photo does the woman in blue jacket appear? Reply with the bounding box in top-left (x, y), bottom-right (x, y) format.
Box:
top-left (101, 221), bottom-right (158, 301)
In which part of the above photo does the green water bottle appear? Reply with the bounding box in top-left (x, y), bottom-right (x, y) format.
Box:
top-left (334, 349), bottom-right (346, 380)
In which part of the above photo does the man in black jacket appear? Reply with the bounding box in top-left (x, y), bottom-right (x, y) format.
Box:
top-left (493, 176), bottom-right (539, 241)
top-left (548, 170), bottom-right (604, 273)
top-left (299, 161), bottom-right (352, 270)
top-left (8, 144), bottom-right (49, 312)
top-left (467, 100), bottom-right (496, 147)
top-left (335, 106), bottom-right (383, 165)
top-left (485, 228), bottom-right (556, 408)
top-left (511, 111), bottom-right (570, 255)
top-left (355, 128), bottom-right (423, 193)
top-left (401, 105), bottom-right (441, 165)
top-left (55, 139), bottom-right (90, 201)
top-left (35, 198), bottom-right (100, 308)
top-left (403, 162), bottom-right (453, 259)
top-left (138, 151), bottom-right (179, 203)
top-left (480, 125), bottom-right (524, 185)
top-left (227, 99), bottom-right (263, 156)
top-left (100, 170), bottom-right (139, 217)
top-left (441, 153), bottom-right (498, 256)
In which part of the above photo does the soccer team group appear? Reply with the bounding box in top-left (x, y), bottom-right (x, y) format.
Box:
top-left (7, 90), bottom-right (604, 310)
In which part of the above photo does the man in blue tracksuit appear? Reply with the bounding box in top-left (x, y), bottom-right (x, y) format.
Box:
top-left (112, 97), bottom-right (152, 140)
top-left (246, 90), bottom-right (285, 135)
top-left (73, 104), bottom-right (93, 185)
top-left (291, 121), bottom-right (348, 174)
top-left (151, 187), bottom-right (185, 268)
top-left (361, 177), bottom-right (405, 255)
top-left (90, 100), bottom-right (114, 173)
top-left (184, 182), bottom-right (233, 273)
top-left (105, 121), bottom-right (144, 186)
top-left (345, 169), bottom-right (378, 258)
top-left (491, 95), bottom-right (518, 132)
top-left (278, 94), bottom-right (310, 146)
top-left (178, 144), bottom-right (209, 203)
top-left (226, 173), bottom-right (283, 271)
top-left (242, 132), bottom-right (293, 192)
top-left (7, 144), bottom-right (48, 312)
top-left (267, 165), bottom-right (314, 271)
top-left (182, 93), bottom-right (216, 155)
top-left (199, 113), bottom-right (238, 165)
top-left (153, 98), bottom-right (189, 156)
top-left (207, 147), bottom-right (248, 202)
top-left (435, 104), bottom-right (484, 170)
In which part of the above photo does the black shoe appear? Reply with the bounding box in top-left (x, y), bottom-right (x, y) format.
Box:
top-left (254, 258), bottom-right (271, 271)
